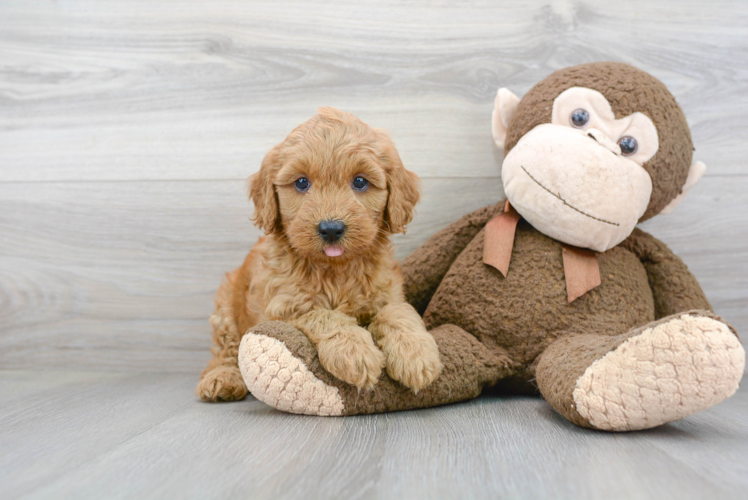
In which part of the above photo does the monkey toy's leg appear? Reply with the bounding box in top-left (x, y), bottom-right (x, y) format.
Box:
top-left (536, 310), bottom-right (745, 431)
top-left (237, 321), bottom-right (517, 416)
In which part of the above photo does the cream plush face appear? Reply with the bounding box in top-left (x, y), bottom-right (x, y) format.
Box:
top-left (500, 87), bottom-right (659, 252)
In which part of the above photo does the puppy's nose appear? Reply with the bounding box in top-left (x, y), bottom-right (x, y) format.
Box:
top-left (318, 220), bottom-right (346, 243)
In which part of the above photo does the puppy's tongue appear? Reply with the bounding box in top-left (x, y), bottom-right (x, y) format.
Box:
top-left (324, 246), bottom-right (344, 257)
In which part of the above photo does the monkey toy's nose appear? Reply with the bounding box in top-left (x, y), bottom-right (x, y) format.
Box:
top-left (318, 220), bottom-right (346, 243)
top-left (586, 128), bottom-right (621, 156)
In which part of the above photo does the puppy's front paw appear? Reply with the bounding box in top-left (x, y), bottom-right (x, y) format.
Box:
top-left (196, 365), bottom-right (248, 402)
top-left (382, 329), bottom-right (443, 393)
top-left (316, 326), bottom-right (386, 390)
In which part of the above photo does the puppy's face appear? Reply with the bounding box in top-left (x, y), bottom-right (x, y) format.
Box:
top-left (249, 107), bottom-right (420, 262)
top-left (276, 132), bottom-right (388, 261)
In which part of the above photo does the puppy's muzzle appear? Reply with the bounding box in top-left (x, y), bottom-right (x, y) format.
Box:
top-left (318, 220), bottom-right (346, 243)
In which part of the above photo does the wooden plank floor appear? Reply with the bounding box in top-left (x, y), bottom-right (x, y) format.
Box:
top-left (1, 370), bottom-right (747, 500)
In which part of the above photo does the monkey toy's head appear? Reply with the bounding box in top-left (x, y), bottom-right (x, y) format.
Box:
top-left (492, 62), bottom-right (705, 252)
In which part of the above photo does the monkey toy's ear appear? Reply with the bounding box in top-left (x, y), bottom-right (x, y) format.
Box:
top-left (659, 161), bottom-right (707, 215)
top-left (491, 88), bottom-right (520, 150)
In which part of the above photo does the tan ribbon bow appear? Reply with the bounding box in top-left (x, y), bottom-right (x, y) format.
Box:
top-left (483, 200), bottom-right (601, 303)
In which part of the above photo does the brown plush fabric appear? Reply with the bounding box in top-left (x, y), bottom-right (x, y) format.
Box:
top-left (423, 219), bottom-right (656, 384)
top-left (535, 331), bottom-right (637, 428)
top-left (250, 321), bottom-right (516, 415)
top-left (620, 228), bottom-right (712, 317)
top-left (503, 62), bottom-right (693, 221)
top-left (535, 310), bottom-right (737, 428)
top-left (401, 202), bottom-right (504, 314)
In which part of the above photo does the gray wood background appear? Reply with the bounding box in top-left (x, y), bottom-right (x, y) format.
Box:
top-left (2, 2), bottom-right (748, 499)
top-left (1, 0), bottom-right (747, 375)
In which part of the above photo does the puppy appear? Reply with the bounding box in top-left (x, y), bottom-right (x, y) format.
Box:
top-left (196, 107), bottom-right (443, 402)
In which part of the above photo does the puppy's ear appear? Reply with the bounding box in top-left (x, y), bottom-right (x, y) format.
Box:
top-left (376, 130), bottom-right (420, 234)
top-left (248, 144), bottom-right (282, 234)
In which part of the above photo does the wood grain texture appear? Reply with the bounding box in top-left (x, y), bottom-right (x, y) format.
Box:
top-left (1, 0), bottom-right (747, 374)
top-left (0, 177), bottom-right (745, 371)
top-left (0, 178), bottom-right (505, 371)
top-left (1, 370), bottom-right (747, 499)
top-left (1, 0), bottom-right (748, 181)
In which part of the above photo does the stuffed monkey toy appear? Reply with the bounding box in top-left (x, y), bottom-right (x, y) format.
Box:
top-left (237, 62), bottom-right (744, 431)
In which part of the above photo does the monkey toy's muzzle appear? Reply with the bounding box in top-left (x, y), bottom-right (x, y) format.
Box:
top-left (501, 124), bottom-right (653, 252)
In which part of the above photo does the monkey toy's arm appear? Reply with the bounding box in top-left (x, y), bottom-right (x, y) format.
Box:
top-left (621, 228), bottom-right (712, 318)
top-left (400, 201), bottom-right (504, 315)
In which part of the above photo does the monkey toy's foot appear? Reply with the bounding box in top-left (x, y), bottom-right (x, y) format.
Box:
top-left (238, 321), bottom-right (516, 416)
top-left (539, 311), bottom-right (745, 431)
top-left (238, 322), bottom-right (346, 416)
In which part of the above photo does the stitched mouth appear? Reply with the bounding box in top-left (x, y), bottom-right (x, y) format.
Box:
top-left (520, 165), bottom-right (619, 227)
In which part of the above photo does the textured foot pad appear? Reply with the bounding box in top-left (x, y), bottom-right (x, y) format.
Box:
top-left (238, 332), bottom-right (344, 416)
top-left (573, 314), bottom-right (745, 431)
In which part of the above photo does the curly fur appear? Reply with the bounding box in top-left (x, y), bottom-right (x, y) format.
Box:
top-left (196, 107), bottom-right (442, 401)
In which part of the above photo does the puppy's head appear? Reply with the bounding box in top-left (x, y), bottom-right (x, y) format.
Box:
top-left (249, 107), bottom-right (420, 261)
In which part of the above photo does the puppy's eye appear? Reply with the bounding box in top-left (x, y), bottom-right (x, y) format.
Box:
top-left (352, 176), bottom-right (369, 191)
top-left (618, 136), bottom-right (638, 156)
top-left (570, 108), bottom-right (590, 128)
top-left (294, 177), bottom-right (310, 192)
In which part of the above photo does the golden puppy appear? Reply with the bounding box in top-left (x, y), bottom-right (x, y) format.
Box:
top-left (196, 107), bottom-right (443, 402)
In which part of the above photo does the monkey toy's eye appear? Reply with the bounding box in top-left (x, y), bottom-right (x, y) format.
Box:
top-left (294, 177), bottom-right (310, 192)
top-left (352, 176), bottom-right (369, 191)
top-left (570, 108), bottom-right (590, 128)
top-left (618, 136), bottom-right (638, 156)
